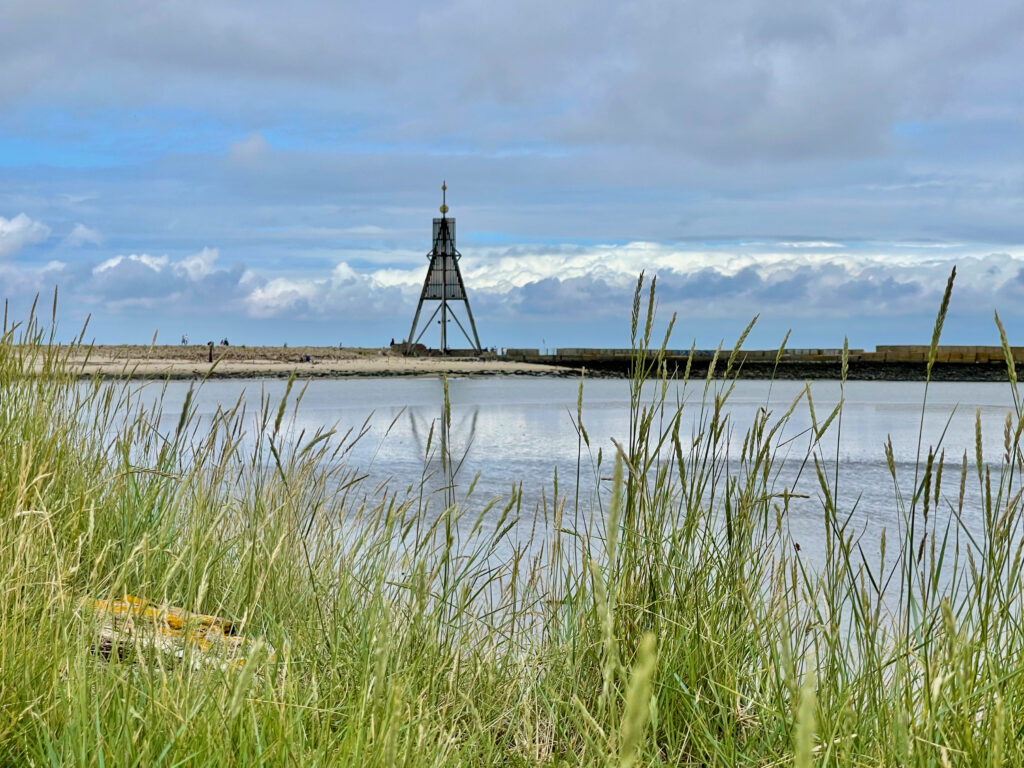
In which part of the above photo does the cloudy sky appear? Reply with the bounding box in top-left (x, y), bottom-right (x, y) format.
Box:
top-left (2, 0), bottom-right (1023, 350)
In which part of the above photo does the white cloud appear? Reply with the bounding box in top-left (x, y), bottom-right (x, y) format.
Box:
top-left (4, 236), bottom-right (1024, 344)
top-left (93, 253), bottom-right (168, 274)
top-left (176, 247), bottom-right (219, 280)
top-left (64, 223), bottom-right (103, 247)
top-left (360, 242), bottom-right (933, 295)
top-left (71, 249), bottom-right (249, 312)
top-left (242, 260), bottom-right (408, 320)
top-left (331, 261), bottom-right (357, 281)
top-left (227, 244), bottom-right (1024, 329)
top-left (0, 214), bottom-right (50, 259)
top-left (777, 241), bottom-right (845, 249)
top-left (245, 277), bottom-right (323, 318)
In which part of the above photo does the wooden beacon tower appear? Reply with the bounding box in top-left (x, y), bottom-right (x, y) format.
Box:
top-left (405, 182), bottom-right (483, 355)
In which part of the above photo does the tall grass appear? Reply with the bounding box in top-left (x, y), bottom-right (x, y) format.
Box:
top-left (2, 273), bottom-right (1024, 766)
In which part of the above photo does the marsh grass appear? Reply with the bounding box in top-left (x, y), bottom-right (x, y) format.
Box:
top-left (2, 272), bottom-right (1024, 766)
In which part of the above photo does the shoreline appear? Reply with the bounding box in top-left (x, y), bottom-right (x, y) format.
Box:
top-left (30, 345), bottom-right (576, 380)
top-left (20, 344), bottom-right (1020, 382)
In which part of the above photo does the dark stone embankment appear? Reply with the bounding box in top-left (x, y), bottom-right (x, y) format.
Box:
top-left (504, 354), bottom-right (1017, 382)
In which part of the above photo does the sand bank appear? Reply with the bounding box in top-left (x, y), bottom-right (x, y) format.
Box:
top-left (40, 345), bottom-right (571, 379)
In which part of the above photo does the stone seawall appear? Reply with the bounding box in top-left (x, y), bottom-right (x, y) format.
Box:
top-left (502, 351), bottom-right (1019, 381)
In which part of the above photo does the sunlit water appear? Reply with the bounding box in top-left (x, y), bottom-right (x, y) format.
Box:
top-left (129, 376), bottom-right (1019, 572)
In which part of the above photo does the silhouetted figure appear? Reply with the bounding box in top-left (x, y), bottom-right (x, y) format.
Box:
top-left (207, 341), bottom-right (214, 363)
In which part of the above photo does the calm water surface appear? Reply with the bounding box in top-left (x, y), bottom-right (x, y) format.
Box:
top-left (140, 376), bottom-right (1020, 563)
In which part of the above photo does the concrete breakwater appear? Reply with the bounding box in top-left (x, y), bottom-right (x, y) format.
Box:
top-left (500, 345), bottom-right (1024, 381)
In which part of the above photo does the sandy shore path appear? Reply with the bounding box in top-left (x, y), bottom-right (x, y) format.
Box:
top-left (34, 345), bottom-right (571, 379)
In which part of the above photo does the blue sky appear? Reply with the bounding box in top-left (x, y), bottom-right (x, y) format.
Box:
top-left (1, 0), bottom-right (1023, 350)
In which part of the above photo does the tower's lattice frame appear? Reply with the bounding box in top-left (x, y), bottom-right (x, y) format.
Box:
top-left (405, 183), bottom-right (482, 354)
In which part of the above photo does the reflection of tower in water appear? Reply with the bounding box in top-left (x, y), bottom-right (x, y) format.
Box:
top-left (405, 183), bottom-right (483, 355)
top-left (406, 390), bottom-right (479, 509)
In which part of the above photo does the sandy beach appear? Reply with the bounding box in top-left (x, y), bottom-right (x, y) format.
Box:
top-left (36, 345), bottom-right (571, 379)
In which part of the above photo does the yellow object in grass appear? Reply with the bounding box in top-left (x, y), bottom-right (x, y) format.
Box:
top-left (87, 594), bottom-right (257, 669)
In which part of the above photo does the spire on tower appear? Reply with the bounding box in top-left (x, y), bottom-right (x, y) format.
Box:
top-left (440, 180), bottom-right (449, 216)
